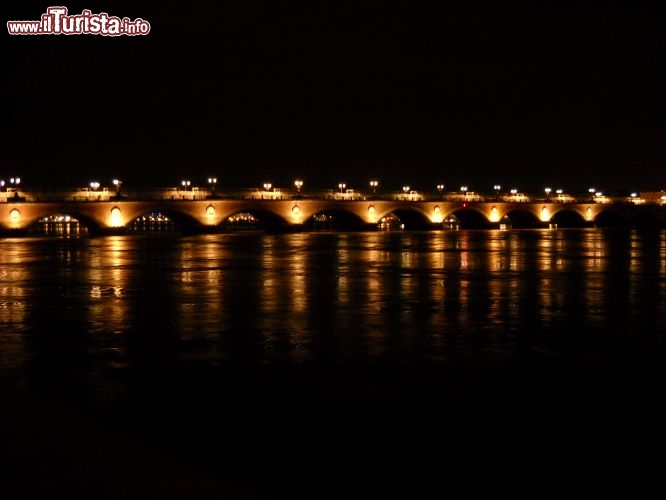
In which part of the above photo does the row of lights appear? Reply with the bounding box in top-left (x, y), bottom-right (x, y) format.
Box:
top-left (181, 178), bottom-right (218, 191)
top-left (0, 177), bottom-right (21, 188)
top-left (3, 172), bottom-right (654, 198)
top-left (287, 182), bottom-right (577, 197)
top-left (244, 181), bottom-right (622, 206)
top-left (80, 179), bottom-right (643, 199)
top-left (89, 179), bottom-right (123, 192)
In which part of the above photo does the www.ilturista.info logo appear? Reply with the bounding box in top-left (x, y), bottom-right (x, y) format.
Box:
top-left (7, 6), bottom-right (150, 36)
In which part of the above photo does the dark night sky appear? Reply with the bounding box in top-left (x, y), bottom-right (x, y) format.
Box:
top-left (3, 1), bottom-right (666, 194)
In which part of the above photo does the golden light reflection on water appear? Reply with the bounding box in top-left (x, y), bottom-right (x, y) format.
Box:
top-left (274, 234), bottom-right (311, 361)
top-left (335, 234), bottom-right (352, 308)
top-left (629, 233), bottom-right (641, 274)
top-left (0, 242), bottom-right (29, 321)
top-left (86, 237), bottom-right (130, 336)
top-left (457, 232), bottom-right (469, 271)
top-left (587, 232), bottom-right (607, 270)
top-left (400, 247), bottom-right (417, 269)
top-left (508, 233), bottom-right (521, 271)
top-left (258, 234), bottom-right (314, 360)
top-left (287, 235), bottom-right (308, 314)
top-left (1, 229), bottom-right (665, 375)
top-left (424, 250), bottom-right (447, 362)
top-left (485, 275), bottom-right (509, 333)
top-left (581, 230), bottom-right (614, 327)
top-left (0, 242), bottom-right (30, 367)
top-left (486, 235), bottom-right (507, 271)
top-left (259, 235), bottom-right (280, 318)
top-left (661, 232), bottom-right (666, 275)
top-left (174, 237), bottom-right (226, 341)
top-left (538, 233), bottom-right (555, 272)
top-left (334, 235), bottom-right (374, 358)
top-left (351, 235), bottom-right (392, 359)
top-left (258, 235), bottom-right (287, 357)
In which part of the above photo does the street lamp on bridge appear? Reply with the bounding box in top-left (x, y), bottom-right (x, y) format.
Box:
top-left (207, 177), bottom-right (218, 199)
top-left (338, 182), bottom-right (346, 194)
top-left (181, 179), bottom-right (191, 191)
top-left (544, 187), bottom-right (552, 200)
top-left (369, 180), bottom-right (378, 195)
top-left (263, 182), bottom-right (272, 191)
top-left (113, 178), bottom-right (123, 198)
top-left (294, 179), bottom-right (303, 194)
top-left (494, 184), bottom-right (501, 200)
top-left (436, 184), bottom-right (445, 196)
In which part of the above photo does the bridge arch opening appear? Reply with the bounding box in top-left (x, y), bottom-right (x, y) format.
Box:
top-left (501, 209), bottom-right (543, 229)
top-left (631, 210), bottom-right (663, 229)
top-left (448, 208), bottom-right (492, 229)
top-left (129, 212), bottom-right (178, 233)
top-left (378, 214), bottom-right (402, 231)
top-left (221, 209), bottom-right (290, 232)
top-left (595, 210), bottom-right (627, 228)
top-left (126, 209), bottom-right (206, 234)
top-left (304, 209), bottom-right (368, 231)
top-left (387, 209), bottom-right (434, 230)
top-left (27, 214), bottom-right (91, 237)
top-left (221, 212), bottom-right (264, 231)
top-left (550, 209), bottom-right (589, 228)
top-left (126, 209), bottom-right (290, 234)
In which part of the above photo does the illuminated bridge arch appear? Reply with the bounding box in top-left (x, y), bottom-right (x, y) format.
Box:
top-left (548, 208), bottom-right (589, 227)
top-left (303, 208), bottom-right (369, 231)
top-left (446, 207), bottom-right (493, 229)
top-left (372, 207), bottom-right (432, 230)
top-left (372, 203), bottom-right (447, 229)
top-left (217, 208), bottom-right (291, 232)
top-left (15, 207), bottom-right (108, 234)
top-left (501, 208), bottom-right (544, 228)
top-left (121, 202), bottom-right (293, 232)
top-left (122, 206), bottom-right (205, 233)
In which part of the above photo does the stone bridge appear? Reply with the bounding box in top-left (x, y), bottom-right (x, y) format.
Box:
top-left (1, 198), bottom-right (665, 234)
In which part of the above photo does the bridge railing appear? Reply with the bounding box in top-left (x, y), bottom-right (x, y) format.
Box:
top-left (4, 187), bottom-right (666, 206)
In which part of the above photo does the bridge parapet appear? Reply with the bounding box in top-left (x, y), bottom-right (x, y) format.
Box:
top-left (7, 187), bottom-right (666, 205)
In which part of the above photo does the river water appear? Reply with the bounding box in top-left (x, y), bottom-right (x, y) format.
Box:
top-left (1, 228), bottom-right (664, 499)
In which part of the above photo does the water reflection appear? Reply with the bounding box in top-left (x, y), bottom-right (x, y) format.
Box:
top-left (0, 229), bottom-right (664, 383)
top-left (87, 237), bottom-right (130, 336)
top-left (0, 241), bottom-right (31, 374)
top-left (259, 235), bottom-right (285, 357)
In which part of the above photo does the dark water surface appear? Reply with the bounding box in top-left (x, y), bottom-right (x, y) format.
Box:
top-left (1, 229), bottom-right (664, 499)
